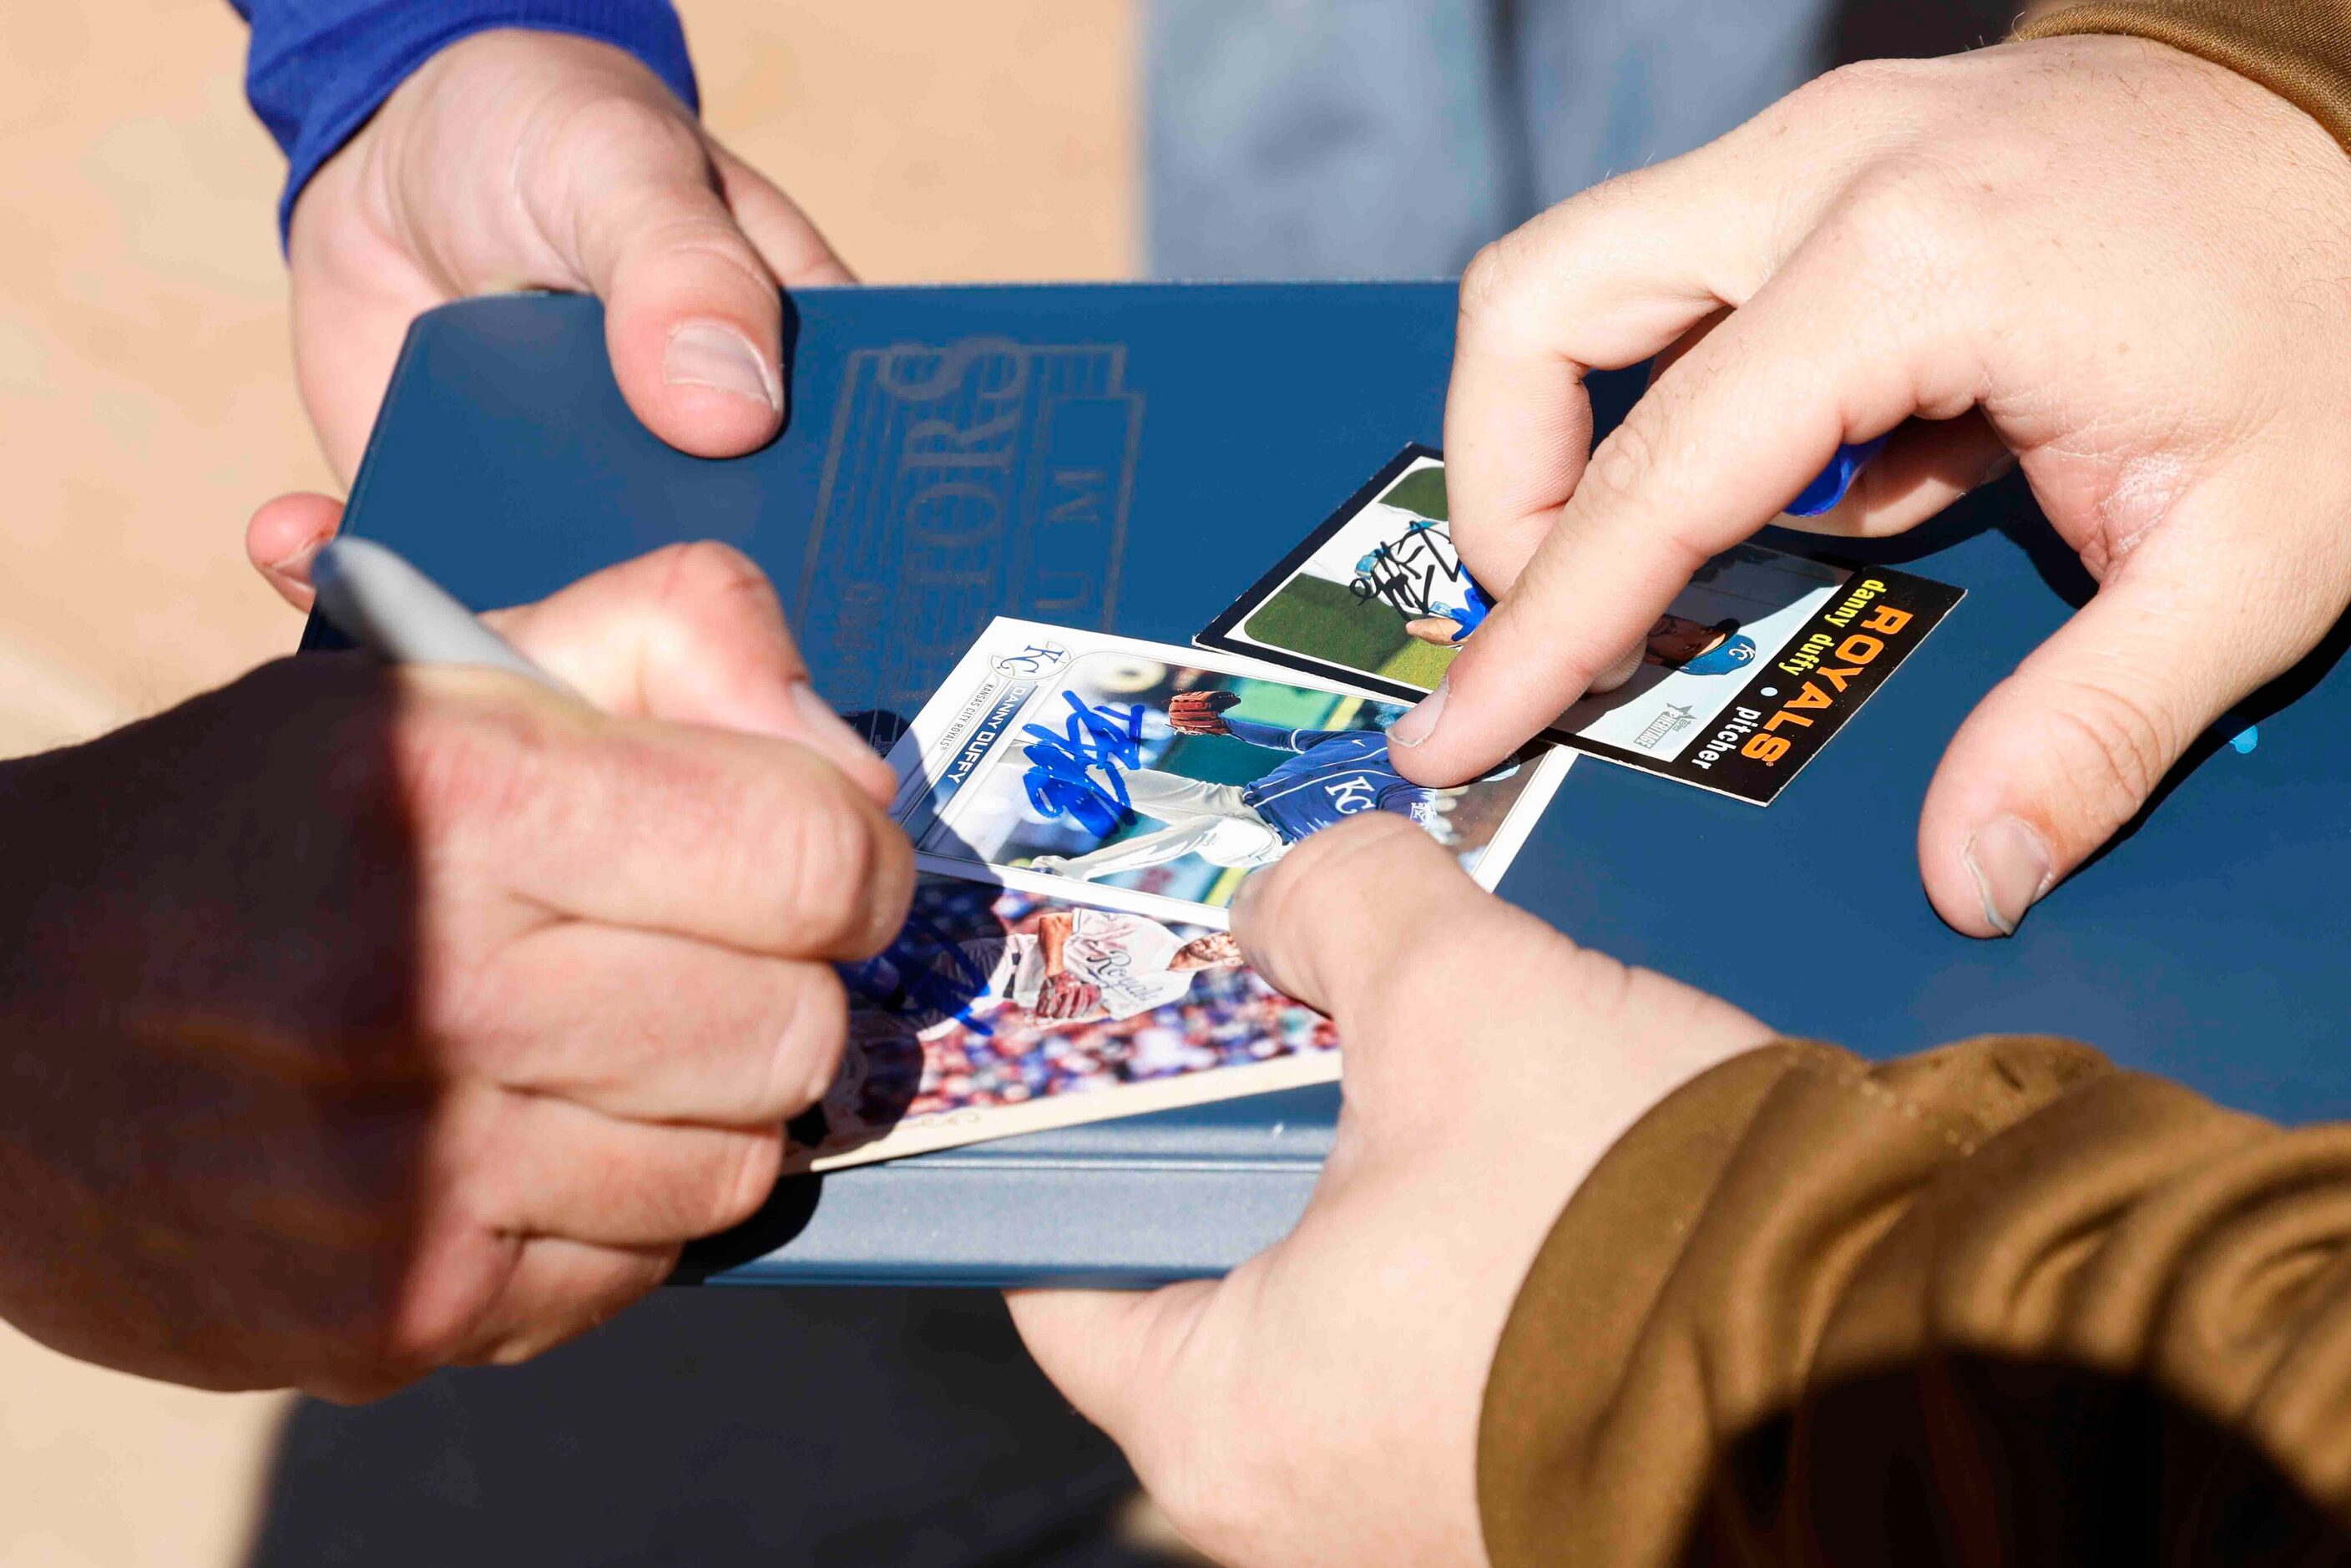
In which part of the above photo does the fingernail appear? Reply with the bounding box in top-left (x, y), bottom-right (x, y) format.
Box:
top-left (1963, 815), bottom-right (2054, 937)
top-left (1388, 679), bottom-right (1449, 749)
top-left (664, 322), bottom-right (781, 412)
top-left (268, 531), bottom-right (331, 579)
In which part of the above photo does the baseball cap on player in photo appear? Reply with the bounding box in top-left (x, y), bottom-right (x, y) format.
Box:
top-left (1680, 627), bottom-right (1757, 675)
top-left (1438, 579), bottom-right (1494, 642)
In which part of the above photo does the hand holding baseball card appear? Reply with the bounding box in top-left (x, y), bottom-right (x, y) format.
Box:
top-left (796, 616), bottom-right (1572, 1169)
top-left (1198, 447), bottom-right (1964, 803)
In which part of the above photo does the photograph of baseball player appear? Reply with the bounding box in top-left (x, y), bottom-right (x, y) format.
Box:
top-left (890, 620), bottom-right (1570, 926)
top-left (792, 875), bottom-right (1339, 1171)
top-left (1549, 543), bottom-right (1850, 761)
top-left (1200, 447), bottom-right (1467, 695)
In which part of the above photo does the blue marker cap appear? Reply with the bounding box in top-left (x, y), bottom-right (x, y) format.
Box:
top-left (1785, 435), bottom-right (1893, 518)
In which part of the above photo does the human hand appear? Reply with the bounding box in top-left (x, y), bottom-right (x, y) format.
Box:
top-left (0, 530), bottom-right (907, 1399)
top-left (1413, 35), bottom-right (2351, 936)
top-left (1035, 973), bottom-right (1102, 1021)
top-left (1008, 816), bottom-right (1774, 1567)
top-left (255, 28), bottom-right (847, 598)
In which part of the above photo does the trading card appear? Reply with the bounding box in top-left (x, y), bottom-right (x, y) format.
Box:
top-left (1197, 446), bottom-right (1964, 805)
top-left (792, 874), bottom-right (1339, 1171)
top-left (886, 618), bottom-right (1573, 925)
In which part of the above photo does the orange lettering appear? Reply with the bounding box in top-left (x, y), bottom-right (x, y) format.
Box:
top-left (1859, 604), bottom-right (1914, 636)
top-left (1817, 665), bottom-right (1863, 692)
top-left (1764, 711), bottom-right (1815, 732)
top-left (1742, 735), bottom-right (1792, 764)
top-left (1835, 634), bottom-right (1884, 665)
top-left (1789, 682), bottom-right (1834, 711)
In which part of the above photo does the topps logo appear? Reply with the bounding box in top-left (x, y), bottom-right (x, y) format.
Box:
top-left (1633, 703), bottom-right (1697, 751)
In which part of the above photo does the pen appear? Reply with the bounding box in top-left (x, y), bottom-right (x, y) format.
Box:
top-left (1786, 436), bottom-right (1892, 518)
top-left (309, 537), bottom-right (584, 702)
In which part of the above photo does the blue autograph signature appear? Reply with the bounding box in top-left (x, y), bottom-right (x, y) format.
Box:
top-left (1019, 690), bottom-right (1146, 837)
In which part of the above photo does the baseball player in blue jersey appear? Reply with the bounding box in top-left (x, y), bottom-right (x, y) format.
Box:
top-left (1404, 588), bottom-right (1756, 675)
top-left (1027, 691), bottom-right (1519, 884)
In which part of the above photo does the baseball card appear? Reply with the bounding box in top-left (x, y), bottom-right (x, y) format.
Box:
top-left (794, 874), bottom-right (1339, 1171)
top-left (1197, 445), bottom-right (1964, 804)
top-left (885, 618), bottom-right (1573, 926)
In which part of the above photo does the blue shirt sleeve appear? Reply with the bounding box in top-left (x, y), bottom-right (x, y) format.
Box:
top-left (230, 1), bottom-right (700, 240)
top-left (1219, 716), bottom-right (1305, 753)
top-left (1222, 717), bottom-right (1373, 753)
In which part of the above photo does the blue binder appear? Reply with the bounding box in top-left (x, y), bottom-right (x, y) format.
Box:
top-left (317, 284), bottom-right (2351, 1287)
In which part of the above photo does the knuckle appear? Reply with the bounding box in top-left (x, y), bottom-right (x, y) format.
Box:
top-left (1460, 171), bottom-right (1646, 336)
top-left (646, 539), bottom-right (789, 642)
top-left (1813, 161), bottom-right (1988, 300)
top-left (1579, 415), bottom-right (1658, 517)
top-left (652, 539), bottom-right (768, 601)
top-left (1799, 58), bottom-right (1920, 114)
top-left (1456, 236), bottom-right (1520, 329)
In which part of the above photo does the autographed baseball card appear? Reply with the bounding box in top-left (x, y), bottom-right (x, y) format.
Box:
top-left (1198, 446), bottom-right (1964, 803)
top-left (885, 619), bottom-right (1573, 925)
top-left (796, 875), bottom-right (1339, 1171)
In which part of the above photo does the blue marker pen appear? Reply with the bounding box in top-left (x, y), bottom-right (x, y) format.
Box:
top-left (1786, 436), bottom-right (1893, 518)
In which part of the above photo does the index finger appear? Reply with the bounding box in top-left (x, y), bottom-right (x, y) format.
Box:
top-left (400, 670), bottom-right (914, 962)
top-left (1441, 66), bottom-right (1920, 594)
top-left (487, 541), bottom-right (897, 804)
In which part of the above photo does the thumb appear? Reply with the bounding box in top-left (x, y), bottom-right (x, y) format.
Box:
top-left (1230, 813), bottom-right (1480, 1021)
top-left (1232, 815), bottom-right (1572, 1117)
top-left (488, 540), bottom-right (897, 803)
top-left (544, 101), bottom-right (792, 458)
top-left (1004, 1281), bottom-right (1218, 1461)
top-left (1919, 493), bottom-right (2326, 937)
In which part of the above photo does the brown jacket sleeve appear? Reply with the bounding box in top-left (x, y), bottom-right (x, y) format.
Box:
top-left (1479, 1038), bottom-right (2351, 1565)
top-left (2016, 0), bottom-right (2351, 150)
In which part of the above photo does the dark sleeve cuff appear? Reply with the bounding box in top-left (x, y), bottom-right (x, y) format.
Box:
top-left (235, 1), bottom-right (700, 242)
top-left (2015, 2), bottom-right (2351, 154)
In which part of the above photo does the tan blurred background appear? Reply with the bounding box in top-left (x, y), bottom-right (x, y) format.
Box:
top-left (0, 3), bottom-right (1134, 1562)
